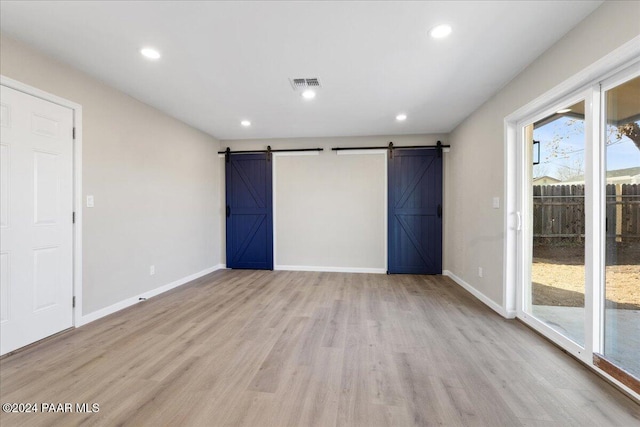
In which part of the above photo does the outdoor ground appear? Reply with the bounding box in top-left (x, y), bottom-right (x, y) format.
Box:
top-left (532, 242), bottom-right (640, 310)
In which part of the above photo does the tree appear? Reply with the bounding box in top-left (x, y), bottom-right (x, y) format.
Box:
top-left (555, 156), bottom-right (584, 181)
top-left (535, 117), bottom-right (639, 182)
top-left (614, 122), bottom-right (640, 150)
top-left (536, 118), bottom-right (585, 181)
top-left (533, 163), bottom-right (549, 179)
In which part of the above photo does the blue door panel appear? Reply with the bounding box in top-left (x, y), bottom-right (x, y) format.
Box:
top-left (388, 149), bottom-right (443, 274)
top-left (226, 154), bottom-right (273, 270)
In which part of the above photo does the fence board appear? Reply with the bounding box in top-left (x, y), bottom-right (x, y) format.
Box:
top-left (532, 183), bottom-right (639, 244)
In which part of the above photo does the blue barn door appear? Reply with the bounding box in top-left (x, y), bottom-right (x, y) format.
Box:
top-left (388, 148), bottom-right (443, 274)
top-left (225, 153), bottom-right (273, 270)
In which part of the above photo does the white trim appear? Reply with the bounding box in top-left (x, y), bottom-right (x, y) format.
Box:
top-left (334, 149), bottom-right (388, 271)
top-left (503, 121), bottom-right (518, 314)
top-left (272, 153), bottom-right (278, 268)
top-left (272, 149), bottom-right (388, 272)
top-left (270, 151), bottom-right (319, 268)
top-left (584, 84), bottom-right (600, 361)
top-left (337, 149), bottom-right (387, 156)
top-left (384, 150), bottom-right (388, 273)
top-left (275, 265), bottom-right (386, 274)
top-left (443, 270), bottom-right (516, 319)
top-left (0, 75), bottom-right (84, 329)
top-left (518, 310), bottom-right (587, 361)
top-left (73, 109), bottom-right (83, 328)
top-left (77, 264), bottom-right (226, 326)
top-left (0, 76), bottom-right (82, 111)
top-left (272, 151), bottom-right (320, 157)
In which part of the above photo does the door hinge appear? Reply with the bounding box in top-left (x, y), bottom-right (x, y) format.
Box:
top-left (72, 212), bottom-right (76, 224)
top-left (72, 128), bottom-right (76, 139)
top-left (72, 296), bottom-right (76, 308)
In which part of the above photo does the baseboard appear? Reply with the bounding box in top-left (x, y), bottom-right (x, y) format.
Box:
top-left (77, 264), bottom-right (226, 326)
top-left (442, 270), bottom-right (516, 319)
top-left (274, 265), bottom-right (386, 274)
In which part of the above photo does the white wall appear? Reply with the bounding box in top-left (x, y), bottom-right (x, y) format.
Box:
top-left (221, 134), bottom-right (447, 272)
top-left (4, 1), bottom-right (633, 319)
top-left (445, 1), bottom-right (640, 305)
top-left (0, 34), bottom-right (223, 315)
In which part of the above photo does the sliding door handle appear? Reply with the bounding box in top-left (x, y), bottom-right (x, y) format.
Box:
top-left (437, 204), bottom-right (442, 218)
top-left (226, 205), bottom-right (231, 218)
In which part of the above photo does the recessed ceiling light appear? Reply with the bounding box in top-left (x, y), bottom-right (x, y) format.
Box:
top-left (140, 47), bottom-right (161, 60)
top-left (240, 120), bottom-right (251, 127)
top-left (301, 89), bottom-right (316, 100)
top-left (556, 108), bottom-right (572, 114)
top-left (396, 114), bottom-right (407, 121)
top-left (429, 24), bottom-right (452, 39)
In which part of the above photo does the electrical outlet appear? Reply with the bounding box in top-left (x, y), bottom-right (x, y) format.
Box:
top-left (150, 265), bottom-right (155, 276)
top-left (478, 267), bottom-right (483, 278)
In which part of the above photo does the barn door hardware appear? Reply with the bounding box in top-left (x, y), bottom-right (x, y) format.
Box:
top-left (219, 147), bottom-right (323, 157)
top-left (267, 145), bottom-right (272, 161)
top-left (225, 147), bottom-right (231, 163)
top-left (331, 141), bottom-right (450, 154)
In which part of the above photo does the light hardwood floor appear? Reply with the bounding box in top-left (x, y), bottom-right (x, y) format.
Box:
top-left (1, 270), bottom-right (638, 426)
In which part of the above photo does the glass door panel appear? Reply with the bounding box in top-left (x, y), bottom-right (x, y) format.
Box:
top-left (528, 100), bottom-right (586, 346)
top-left (603, 75), bottom-right (640, 378)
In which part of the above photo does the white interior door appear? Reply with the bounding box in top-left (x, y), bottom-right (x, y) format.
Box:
top-left (1, 85), bottom-right (74, 355)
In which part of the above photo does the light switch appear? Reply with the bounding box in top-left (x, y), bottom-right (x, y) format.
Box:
top-left (86, 195), bottom-right (94, 208)
top-left (492, 197), bottom-right (500, 209)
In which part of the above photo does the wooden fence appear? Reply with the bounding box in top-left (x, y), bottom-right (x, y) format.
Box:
top-left (533, 184), bottom-right (640, 243)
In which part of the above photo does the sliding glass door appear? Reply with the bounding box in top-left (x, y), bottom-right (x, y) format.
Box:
top-left (517, 63), bottom-right (640, 393)
top-left (524, 99), bottom-right (587, 347)
top-left (602, 74), bottom-right (640, 378)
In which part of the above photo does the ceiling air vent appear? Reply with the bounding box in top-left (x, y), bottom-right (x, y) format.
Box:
top-left (289, 78), bottom-right (321, 91)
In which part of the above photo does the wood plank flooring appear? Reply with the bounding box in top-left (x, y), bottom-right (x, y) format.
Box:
top-left (1, 270), bottom-right (638, 426)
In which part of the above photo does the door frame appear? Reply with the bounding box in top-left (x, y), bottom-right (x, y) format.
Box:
top-left (514, 87), bottom-right (596, 364)
top-left (503, 37), bottom-right (640, 398)
top-left (272, 150), bottom-right (325, 270)
top-left (1, 75), bottom-right (83, 328)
